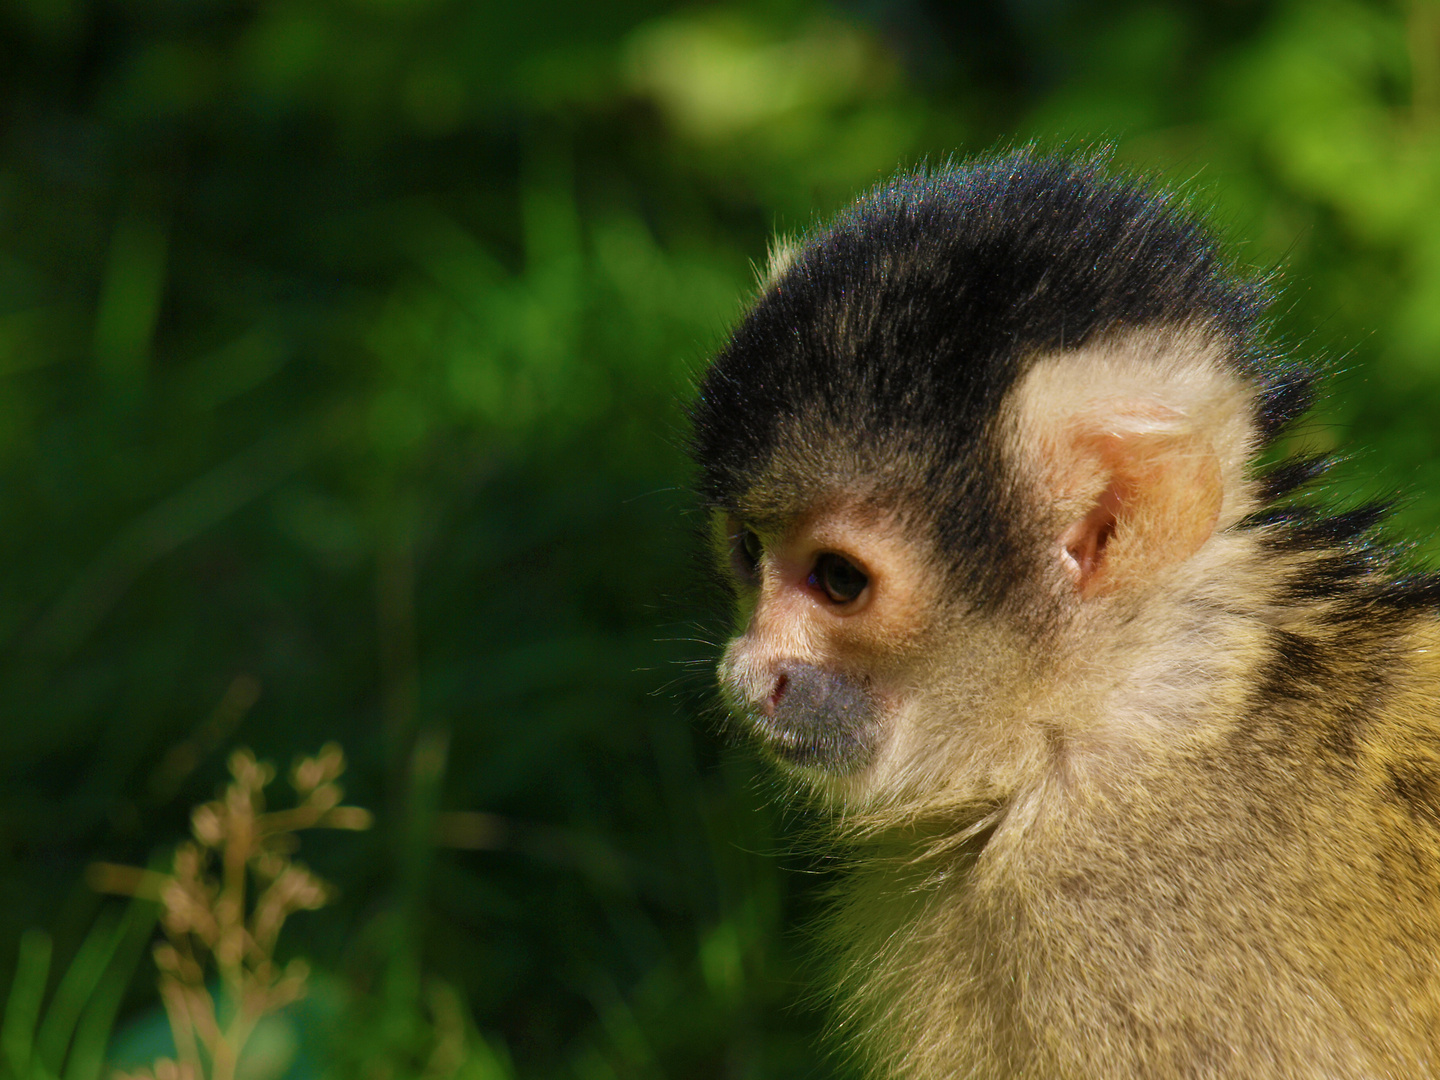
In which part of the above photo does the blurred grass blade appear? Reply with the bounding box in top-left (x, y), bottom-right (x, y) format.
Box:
top-left (2, 929), bottom-right (53, 1077)
top-left (93, 211), bottom-right (167, 394)
top-left (385, 728), bottom-right (449, 1015)
top-left (33, 910), bottom-right (122, 1074)
top-left (63, 896), bottom-right (157, 1080)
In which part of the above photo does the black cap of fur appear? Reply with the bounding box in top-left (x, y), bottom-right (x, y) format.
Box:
top-left (692, 152), bottom-right (1310, 528)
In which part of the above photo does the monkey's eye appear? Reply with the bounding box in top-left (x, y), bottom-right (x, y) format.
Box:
top-left (810, 553), bottom-right (868, 605)
top-left (731, 526), bottom-right (763, 584)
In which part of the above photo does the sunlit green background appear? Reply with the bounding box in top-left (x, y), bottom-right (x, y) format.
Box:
top-left (3, 1), bottom-right (1440, 1077)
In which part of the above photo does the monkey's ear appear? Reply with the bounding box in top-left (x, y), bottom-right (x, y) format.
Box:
top-left (1010, 332), bottom-right (1255, 598)
top-left (1053, 412), bottom-right (1224, 596)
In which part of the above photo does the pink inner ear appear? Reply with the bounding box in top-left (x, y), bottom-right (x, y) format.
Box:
top-left (1053, 422), bottom-right (1224, 598)
top-left (1061, 482), bottom-right (1123, 588)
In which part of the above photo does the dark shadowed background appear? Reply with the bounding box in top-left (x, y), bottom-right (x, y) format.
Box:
top-left (3, 1), bottom-right (1439, 1077)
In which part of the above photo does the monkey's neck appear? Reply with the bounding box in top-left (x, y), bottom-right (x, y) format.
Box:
top-left (822, 603), bottom-right (1440, 1079)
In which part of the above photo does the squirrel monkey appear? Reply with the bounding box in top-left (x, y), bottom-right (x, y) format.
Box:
top-left (691, 151), bottom-right (1440, 1079)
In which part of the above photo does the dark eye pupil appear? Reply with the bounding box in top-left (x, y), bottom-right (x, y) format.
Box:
top-left (813, 553), bottom-right (867, 604)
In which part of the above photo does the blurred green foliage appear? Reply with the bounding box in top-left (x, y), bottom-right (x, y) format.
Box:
top-left (1, 0), bottom-right (1439, 1077)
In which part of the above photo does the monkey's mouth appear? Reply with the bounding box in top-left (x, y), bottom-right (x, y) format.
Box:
top-left (768, 671), bottom-right (790, 714)
top-left (744, 662), bottom-right (879, 774)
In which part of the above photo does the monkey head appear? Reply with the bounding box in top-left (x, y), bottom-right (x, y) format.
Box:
top-left (692, 153), bottom-right (1311, 815)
